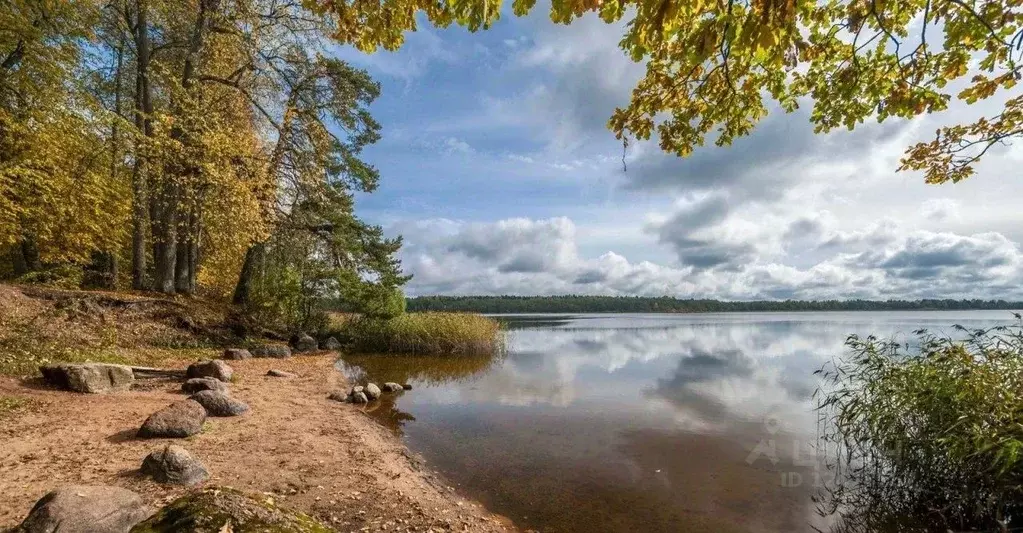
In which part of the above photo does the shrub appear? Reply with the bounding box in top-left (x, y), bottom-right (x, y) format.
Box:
top-left (815, 321), bottom-right (1023, 532)
top-left (342, 312), bottom-right (503, 355)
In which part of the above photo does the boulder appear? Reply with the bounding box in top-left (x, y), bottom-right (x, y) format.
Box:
top-left (141, 445), bottom-right (209, 486)
top-left (349, 385), bottom-right (364, 395)
top-left (181, 377), bottom-right (228, 394)
top-left (327, 391), bottom-right (349, 402)
top-left (251, 345), bottom-right (291, 359)
top-left (18, 485), bottom-right (150, 533)
top-left (221, 348), bottom-right (252, 360)
top-left (382, 382), bottom-right (403, 392)
top-left (188, 390), bottom-right (249, 417)
top-left (291, 333), bottom-right (318, 353)
top-left (131, 487), bottom-right (332, 533)
top-left (185, 360), bottom-right (233, 383)
top-left (266, 369), bottom-right (296, 378)
top-left (364, 383), bottom-right (381, 400)
top-left (321, 337), bottom-right (342, 351)
top-left (138, 400), bottom-right (206, 438)
top-left (402, 383), bottom-right (413, 390)
top-left (40, 363), bottom-right (134, 394)
top-left (349, 391), bottom-right (368, 404)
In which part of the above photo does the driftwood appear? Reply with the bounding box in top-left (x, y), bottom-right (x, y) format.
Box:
top-left (131, 366), bottom-right (186, 379)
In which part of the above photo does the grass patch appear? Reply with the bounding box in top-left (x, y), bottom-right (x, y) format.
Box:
top-left (0, 395), bottom-right (31, 419)
top-left (0, 341), bottom-right (216, 377)
top-left (339, 312), bottom-right (503, 355)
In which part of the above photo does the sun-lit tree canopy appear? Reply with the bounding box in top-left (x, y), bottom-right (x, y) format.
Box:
top-left (308, 0), bottom-right (1022, 184)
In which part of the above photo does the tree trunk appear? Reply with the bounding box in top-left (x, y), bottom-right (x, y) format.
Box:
top-left (152, 193), bottom-right (177, 293)
top-left (9, 245), bottom-right (28, 277)
top-left (232, 242), bottom-right (264, 305)
top-left (188, 209), bottom-right (200, 294)
top-left (20, 233), bottom-right (42, 272)
top-left (174, 218), bottom-right (190, 294)
top-left (131, 0), bottom-right (154, 291)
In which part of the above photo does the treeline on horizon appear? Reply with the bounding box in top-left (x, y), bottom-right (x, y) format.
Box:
top-left (404, 295), bottom-right (1023, 314)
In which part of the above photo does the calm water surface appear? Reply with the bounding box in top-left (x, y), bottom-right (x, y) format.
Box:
top-left (337, 311), bottom-right (1018, 533)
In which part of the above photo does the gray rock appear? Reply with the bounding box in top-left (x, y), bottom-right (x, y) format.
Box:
top-left (138, 400), bottom-right (206, 438)
top-left (322, 337), bottom-right (342, 351)
top-left (402, 383), bottom-right (413, 390)
top-left (40, 363), bottom-right (134, 394)
top-left (382, 382), bottom-right (403, 392)
top-left (266, 369), bottom-right (296, 378)
top-left (364, 383), bottom-right (381, 400)
top-left (188, 390), bottom-right (249, 417)
top-left (292, 333), bottom-right (318, 353)
top-left (350, 391), bottom-right (368, 404)
top-left (185, 360), bottom-right (232, 383)
top-left (18, 485), bottom-right (150, 533)
top-left (131, 488), bottom-right (332, 532)
top-left (181, 377), bottom-right (227, 394)
top-left (221, 348), bottom-right (252, 360)
top-left (327, 391), bottom-right (349, 402)
top-left (141, 445), bottom-right (209, 486)
top-left (251, 345), bottom-right (291, 358)
top-left (349, 385), bottom-right (364, 395)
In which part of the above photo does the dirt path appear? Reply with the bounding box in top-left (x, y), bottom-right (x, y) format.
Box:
top-left (0, 354), bottom-right (517, 532)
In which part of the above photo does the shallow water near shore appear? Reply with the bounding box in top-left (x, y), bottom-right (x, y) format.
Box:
top-left (337, 311), bottom-right (1017, 533)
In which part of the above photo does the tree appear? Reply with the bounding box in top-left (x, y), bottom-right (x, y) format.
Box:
top-left (0, 0), bottom-right (128, 276)
top-left (307, 0), bottom-right (1022, 184)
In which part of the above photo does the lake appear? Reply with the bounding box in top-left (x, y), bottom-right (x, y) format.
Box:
top-left (337, 311), bottom-right (1019, 533)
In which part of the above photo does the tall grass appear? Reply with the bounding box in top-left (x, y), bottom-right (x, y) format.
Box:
top-left (815, 320), bottom-right (1023, 532)
top-left (340, 312), bottom-right (503, 355)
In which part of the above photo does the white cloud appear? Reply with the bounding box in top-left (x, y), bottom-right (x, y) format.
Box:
top-left (393, 214), bottom-right (1023, 300)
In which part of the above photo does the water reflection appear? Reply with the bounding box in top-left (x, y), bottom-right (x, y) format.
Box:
top-left (336, 311), bottom-right (1016, 533)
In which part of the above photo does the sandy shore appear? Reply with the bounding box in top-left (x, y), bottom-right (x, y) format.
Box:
top-left (0, 353), bottom-right (516, 532)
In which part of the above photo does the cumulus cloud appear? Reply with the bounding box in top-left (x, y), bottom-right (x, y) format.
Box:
top-left (393, 215), bottom-right (1023, 300)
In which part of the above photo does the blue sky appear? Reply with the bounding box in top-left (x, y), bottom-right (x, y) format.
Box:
top-left (329, 7), bottom-right (1023, 300)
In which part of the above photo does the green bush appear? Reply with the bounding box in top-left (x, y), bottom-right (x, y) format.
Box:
top-left (17, 265), bottom-right (84, 289)
top-left (342, 312), bottom-right (502, 355)
top-left (815, 321), bottom-right (1023, 532)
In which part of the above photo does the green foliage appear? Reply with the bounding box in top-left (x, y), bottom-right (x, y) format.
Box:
top-left (341, 312), bottom-right (503, 355)
top-left (407, 295), bottom-right (1023, 313)
top-left (345, 284), bottom-right (407, 319)
top-left (16, 265), bottom-right (85, 290)
top-left (814, 322), bottom-right (1023, 531)
top-left (245, 263), bottom-right (308, 333)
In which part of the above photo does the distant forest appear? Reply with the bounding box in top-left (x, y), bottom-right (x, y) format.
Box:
top-left (406, 296), bottom-right (1023, 314)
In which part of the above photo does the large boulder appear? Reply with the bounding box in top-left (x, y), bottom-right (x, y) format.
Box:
top-left (137, 400), bottom-right (206, 438)
top-left (185, 360), bottom-right (232, 383)
top-left (251, 345), bottom-right (291, 359)
top-left (141, 445), bottom-right (209, 486)
top-left (40, 363), bottom-right (134, 394)
top-left (188, 390), bottom-right (249, 417)
top-left (321, 337), bottom-right (341, 351)
top-left (130, 487), bottom-right (332, 532)
top-left (382, 382), bottom-right (404, 392)
top-left (221, 348), bottom-right (252, 360)
top-left (181, 377), bottom-right (227, 394)
top-left (349, 391), bottom-right (368, 404)
top-left (291, 333), bottom-right (317, 353)
top-left (18, 485), bottom-right (150, 533)
top-left (364, 383), bottom-right (381, 400)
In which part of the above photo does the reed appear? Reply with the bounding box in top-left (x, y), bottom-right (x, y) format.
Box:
top-left (341, 312), bottom-right (503, 356)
